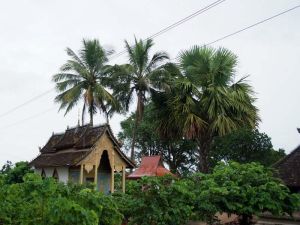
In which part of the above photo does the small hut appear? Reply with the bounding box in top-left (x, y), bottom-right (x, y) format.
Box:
top-left (127, 155), bottom-right (174, 179)
top-left (30, 124), bottom-right (135, 193)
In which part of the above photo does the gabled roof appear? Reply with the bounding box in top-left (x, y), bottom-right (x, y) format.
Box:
top-left (127, 155), bottom-right (174, 179)
top-left (30, 124), bottom-right (134, 168)
top-left (274, 145), bottom-right (300, 188)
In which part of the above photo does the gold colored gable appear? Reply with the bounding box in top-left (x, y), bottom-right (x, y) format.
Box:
top-left (78, 131), bottom-right (129, 172)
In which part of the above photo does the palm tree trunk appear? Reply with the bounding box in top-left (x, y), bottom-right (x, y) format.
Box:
top-left (89, 108), bottom-right (93, 126)
top-left (196, 137), bottom-right (211, 173)
top-left (130, 115), bottom-right (139, 161)
top-left (130, 91), bottom-right (143, 161)
top-left (105, 113), bottom-right (109, 125)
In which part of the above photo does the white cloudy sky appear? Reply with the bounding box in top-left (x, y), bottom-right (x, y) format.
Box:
top-left (0, 0), bottom-right (299, 166)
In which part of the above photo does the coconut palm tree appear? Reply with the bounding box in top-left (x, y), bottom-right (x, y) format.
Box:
top-left (53, 39), bottom-right (119, 126)
top-left (109, 37), bottom-right (169, 160)
top-left (152, 46), bottom-right (259, 173)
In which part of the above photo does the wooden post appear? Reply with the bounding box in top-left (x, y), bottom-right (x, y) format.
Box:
top-left (94, 165), bottom-right (98, 190)
top-left (122, 166), bottom-right (126, 193)
top-left (94, 153), bottom-right (98, 190)
top-left (111, 166), bottom-right (114, 193)
top-left (80, 164), bottom-right (84, 184)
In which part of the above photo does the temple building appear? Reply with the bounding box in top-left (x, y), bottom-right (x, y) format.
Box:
top-left (30, 124), bottom-right (134, 193)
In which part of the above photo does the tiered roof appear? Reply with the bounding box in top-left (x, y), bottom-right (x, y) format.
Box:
top-left (30, 124), bottom-right (134, 168)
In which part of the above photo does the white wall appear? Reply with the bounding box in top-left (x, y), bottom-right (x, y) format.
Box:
top-left (34, 167), bottom-right (69, 184)
top-left (56, 167), bottom-right (69, 184)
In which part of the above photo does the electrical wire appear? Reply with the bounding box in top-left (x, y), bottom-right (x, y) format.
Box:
top-left (0, 88), bottom-right (54, 118)
top-left (206, 4), bottom-right (300, 46)
top-left (0, 107), bottom-right (56, 131)
top-left (109, 0), bottom-right (227, 60)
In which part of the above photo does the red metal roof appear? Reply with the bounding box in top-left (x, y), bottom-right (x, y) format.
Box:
top-left (127, 155), bottom-right (174, 179)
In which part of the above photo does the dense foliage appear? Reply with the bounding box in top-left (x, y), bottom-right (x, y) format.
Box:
top-left (210, 129), bottom-right (286, 167)
top-left (117, 162), bottom-right (299, 225)
top-left (0, 162), bottom-right (299, 225)
top-left (0, 174), bottom-right (122, 225)
top-left (152, 46), bottom-right (259, 172)
top-left (0, 161), bottom-right (33, 184)
top-left (192, 162), bottom-right (300, 224)
top-left (115, 176), bottom-right (195, 225)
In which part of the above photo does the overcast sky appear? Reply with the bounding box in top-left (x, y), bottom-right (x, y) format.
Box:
top-left (0, 0), bottom-right (299, 166)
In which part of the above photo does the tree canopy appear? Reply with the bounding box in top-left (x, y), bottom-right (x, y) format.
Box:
top-left (192, 162), bottom-right (300, 225)
top-left (108, 37), bottom-right (170, 160)
top-left (0, 161), bottom-right (33, 184)
top-left (210, 128), bottom-right (286, 167)
top-left (53, 39), bottom-right (119, 125)
top-left (152, 46), bottom-right (259, 172)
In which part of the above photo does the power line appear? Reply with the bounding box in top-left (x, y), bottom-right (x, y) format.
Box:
top-left (0, 88), bottom-right (54, 119)
top-left (109, 0), bottom-right (227, 60)
top-left (169, 4), bottom-right (300, 62)
top-left (0, 107), bottom-right (56, 131)
top-left (206, 4), bottom-right (300, 46)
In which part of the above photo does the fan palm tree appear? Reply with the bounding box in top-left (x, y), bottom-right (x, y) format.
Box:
top-left (53, 39), bottom-right (119, 126)
top-left (109, 37), bottom-right (170, 160)
top-left (152, 46), bottom-right (259, 173)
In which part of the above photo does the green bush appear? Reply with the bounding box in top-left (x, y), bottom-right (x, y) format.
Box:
top-left (0, 174), bottom-right (122, 225)
top-left (119, 176), bottom-right (195, 225)
top-left (0, 162), bottom-right (299, 225)
top-left (191, 162), bottom-right (300, 224)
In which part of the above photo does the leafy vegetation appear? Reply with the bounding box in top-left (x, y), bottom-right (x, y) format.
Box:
top-left (0, 161), bottom-right (33, 184)
top-left (117, 162), bottom-right (299, 225)
top-left (0, 162), bottom-right (298, 225)
top-left (0, 174), bottom-right (122, 225)
top-left (210, 128), bottom-right (286, 167)
top-left (115, 176), bottom-right (195, 225)
top-left (192, 162), bottom-right (300, 225)
top-left (152, 46), bottom-right (259, 172)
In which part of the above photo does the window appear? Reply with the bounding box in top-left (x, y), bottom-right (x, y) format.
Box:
top-left (52, 169), bottom-right (59, 181)
top-left (69, 169), bottom-right (80, 183)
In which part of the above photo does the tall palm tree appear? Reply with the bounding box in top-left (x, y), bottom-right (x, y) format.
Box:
top-left (152, 46), bottom-right (259, 173)
top-left (53, 39), bottom-right (119, 126)
top-left (109, 38), bottom-right (169, 160)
